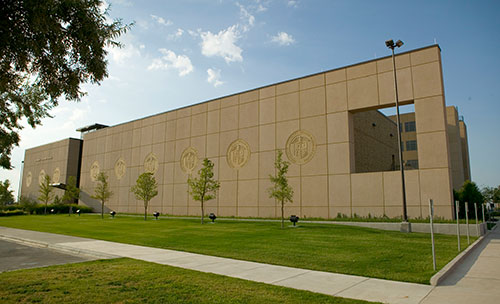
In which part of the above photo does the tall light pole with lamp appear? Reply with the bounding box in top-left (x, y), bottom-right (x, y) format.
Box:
top-left (385, 39), bottom-right (411, 232)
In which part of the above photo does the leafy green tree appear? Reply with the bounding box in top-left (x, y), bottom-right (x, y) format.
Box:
top-left (62, 176), bottom-right (80, 204)
top-left (268, 150), bottom-right (294, 228)
top-left (0, 180), bottom-right (15, 206)
top-left (188, 158), bottom-right (220, 224)
top-left (131, 173), bottom-right (158, 221)
top-left (482, 186), bottom-right (500, 205)
top-left (91, 172), bottom-right (113, 219)
top-left (0, 0), bottom-right (131, 169)
top-left (456, 180), bottom-right (484, 219)
top-left (38, 174), bottom-right (54, 215)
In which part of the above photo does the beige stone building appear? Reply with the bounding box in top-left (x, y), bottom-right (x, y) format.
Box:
top-left (389, 106), bottom-right (471, 190)
top-left (21, 45), bottom-right (470, 219)
top-left (21, 138), bottom-right (82, 200)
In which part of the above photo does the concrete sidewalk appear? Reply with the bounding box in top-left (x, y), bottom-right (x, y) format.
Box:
top-left (0, 225), bottom-right (498, 304)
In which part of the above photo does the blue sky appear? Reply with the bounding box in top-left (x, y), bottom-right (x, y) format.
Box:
top-left (1, 0), bottom-right (499, 198)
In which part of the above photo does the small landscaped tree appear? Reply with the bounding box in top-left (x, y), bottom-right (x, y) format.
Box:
top-left (268, 150), bottom-right (294, 228)
top-left (456, 180), bottom-right (484, 219)
top-left (91, 172), bottom-right (113, 219)
top-left (188, 158), bottom-right (220, 224)
top-left (62, 176), bottom-right (80, 204)
top-left (131, 172), bottom-right (158, 221)
top-left (38, 174), bottom-right (54, 215)
top-left (0, 180), bottom-right (15, 206)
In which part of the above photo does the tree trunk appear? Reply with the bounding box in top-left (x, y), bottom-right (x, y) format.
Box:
top-left (201, 199), bottom-right (204, 224)
top-left (44, 201), bottom-right (47, 215)
top-left (101, 201), bottom-right (104, 219)
top-left (144, 202), bottom-right (147, 221)
top-left (281, 201), bottom-right (284, 229)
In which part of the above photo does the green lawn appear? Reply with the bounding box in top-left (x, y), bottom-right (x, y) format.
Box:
top-left (0, 258), bottom-right (373, 304)
top-left (0, 214), bottom-right (474, 284)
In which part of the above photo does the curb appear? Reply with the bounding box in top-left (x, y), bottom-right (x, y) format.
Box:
top-left (0, 235), bottom-right (120, 260)
top-left (429, 225), bottom-right (495, 286)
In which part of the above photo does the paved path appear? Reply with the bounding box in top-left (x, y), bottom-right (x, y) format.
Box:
top-left (421, 225), bottom-right (500, 304)
top-left (0, 239), bottom-right (97, 272)
top-left (0, 225), bottom-right (498, 304)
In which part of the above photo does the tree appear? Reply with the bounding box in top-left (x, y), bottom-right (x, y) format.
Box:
top-left (91, 172), bottom-right (112, 219)
top-left (268, 150), bottom-right (294, 228)
top-left (0, 0), bottom-right (131, 169)
top-left (38, 174), bottom-right (53, 215)
top-left (0, 180), bottom-right (15, 206)
top-left (131, 172), bottom-right (158, 221)
top-left (62, 176), bottom-right (80, 204)
top-left (456, 180), bottom-right (484, 219)
top-left (482, 186), bottom-right (500, 205)
top-left (187, 158), bottom-right (220, 224)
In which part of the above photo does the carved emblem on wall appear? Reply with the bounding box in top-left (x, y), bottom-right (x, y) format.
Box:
top-left (26, 172), bottom-right (32, 187)
top-left (115, 158), bottom-right (127, 179)
top-left (285, 130), bottom-right (316, 165)
top-left (53, 167), bottom-right (61, 183)
top-left (144, 153), bottom-right (158, 174)
top-left (180, 147), bottom-right (198, 174)
top-left (227, 139), bottom-right (251, 169)
top-left (90, 161), bottom-right (100, 182)
top-left (38, 169), bottom-right (46, 186)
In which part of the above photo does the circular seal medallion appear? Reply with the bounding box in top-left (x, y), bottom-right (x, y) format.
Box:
top-left (90, 161), bottom-right (100, 182)
top-left (285, 130), bottom-right (316, 165)
top-left (53, 167), bottom-right (61, 183)
top-left (180, 147), bottom-right (198, 174)
top-left (38, 169), bottom-right (46, 186)
top-left (144, 153), bottom-right (158, 174)
top-left (227, 139), bottom-right (251, 169)
top-left (26, 171), bottom-right (32, 187)
top-left (115, 158), bottom-right (127, 179)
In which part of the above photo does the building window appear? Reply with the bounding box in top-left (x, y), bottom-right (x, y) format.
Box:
top-left (406, 159), bottom-right (419, 169)
top-left (405, 121), bottom-right (416, 132)
top-left (406, 140), bottom-right (417, 151)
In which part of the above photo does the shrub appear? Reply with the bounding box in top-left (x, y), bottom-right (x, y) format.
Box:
top-left (0, 209), bottom-right (26, 216)
top-left (18, 196), bottom-right (39, 214)
top-left (32, 204), bottom-right (93, 214)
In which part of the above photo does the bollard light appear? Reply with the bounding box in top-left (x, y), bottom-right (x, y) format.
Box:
top-left (50, 208), bottom-right (55, 214)
top-left (153, 211), bottom-right (160, 220)
top-left (290, 215), bottom-right (299, 227)
top-left (110, 211), bottom-right (116, 218)
top-left (76, 209), bottom-right (81, 216)
top-left (209, 213), bottom-right (216, 223)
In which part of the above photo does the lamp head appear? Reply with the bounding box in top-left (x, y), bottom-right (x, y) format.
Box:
top-left (396, 40), bottom-right (404, 47)
top-left (385, 39), bottom-right (394, 48)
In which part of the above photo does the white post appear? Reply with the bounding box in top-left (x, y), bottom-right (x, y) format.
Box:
top-left (482, 204), bottom-right (485, 223)
top-left (456, 200), bottom-right (461, 252)
top-left (429, 199), bottom-right (436, 271)
top-left (475, 203), bottom-right (479, 237)
top-left (482, 204), bottom-right (486, 234)
top-left (466, 202), bottom-right (470, 245)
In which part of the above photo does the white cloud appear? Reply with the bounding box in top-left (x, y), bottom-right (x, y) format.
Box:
top-left (238, 3), bottom-right (255, 32)
top-left (107, 42), bottom-right (141, 64)
top-left (139, 44), bottom-right (145, 49)
top-left (287, 0), bottom-right (299, 8)
top-left (257, 4), bottom-right (267, 12)
top-left (207, 68), bottom-right (224, 87)
top-left (200, 25), bottom-right (243, 63)
top-left (148, 49), bottom-right (193, 77)
top-left (271, 31), bottom-right (296, 46)
top-left (168, 28), bottom-right (184, 40)
top-left (151, 14), bottom-right (173, 26)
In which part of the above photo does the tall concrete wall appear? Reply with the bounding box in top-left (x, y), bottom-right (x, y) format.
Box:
top-left (21, 138), bottom-right (82, 201)
top-left (77, 45), bottom-right (455, 219)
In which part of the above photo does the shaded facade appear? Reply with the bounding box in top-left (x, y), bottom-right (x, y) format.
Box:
top-left (21, 45), bottom-right (469, 219)
top-left (21, 138), bottom-right (83, 200)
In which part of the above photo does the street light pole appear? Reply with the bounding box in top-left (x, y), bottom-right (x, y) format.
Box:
top-left (386, 39), bottom-right (409, 229)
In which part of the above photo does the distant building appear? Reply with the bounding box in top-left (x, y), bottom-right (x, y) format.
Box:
top-left (20, 45), bottom-right (470, 219)
top-left (389, 106), bottom-right (470, 190)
